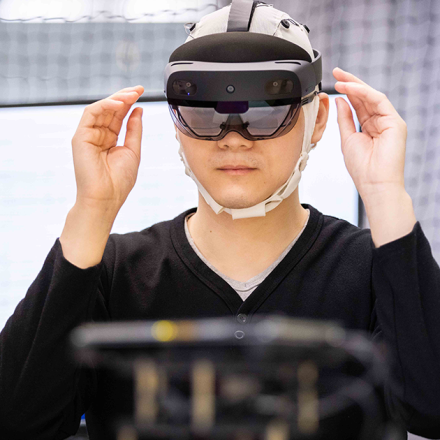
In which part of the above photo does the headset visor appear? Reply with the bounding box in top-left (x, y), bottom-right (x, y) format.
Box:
top-left (169, 98), bottom-right (302, 141)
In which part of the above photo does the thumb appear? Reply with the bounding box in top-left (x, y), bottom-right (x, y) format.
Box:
top-left (124, 107), bottom-right (143, 161)
top-left (336, 97), bottom-right (356, 146)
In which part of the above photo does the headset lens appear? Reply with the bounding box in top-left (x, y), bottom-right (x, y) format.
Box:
top-left (178, 106), bottom-right (228, 137)
top-left (170, 99), bottom-right (301, 140)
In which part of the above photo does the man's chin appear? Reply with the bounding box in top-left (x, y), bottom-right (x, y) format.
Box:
top-left (211, 194), bottom-right (269, 210)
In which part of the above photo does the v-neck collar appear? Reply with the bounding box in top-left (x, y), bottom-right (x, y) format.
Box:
top-left (170, 204), bottom-right (323, 317)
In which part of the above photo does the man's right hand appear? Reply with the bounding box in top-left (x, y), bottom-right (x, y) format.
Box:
top-left (60, 86), bottom-right (144, 269)
top-left (72, 86), bottom-right (144, 214)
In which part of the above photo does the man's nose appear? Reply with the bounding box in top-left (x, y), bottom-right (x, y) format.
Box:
top-left (217, 130), bottom-right (254, 151)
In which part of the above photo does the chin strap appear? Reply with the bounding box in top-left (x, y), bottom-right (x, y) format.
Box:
top-left (177, 91), bottom-right (320, 220)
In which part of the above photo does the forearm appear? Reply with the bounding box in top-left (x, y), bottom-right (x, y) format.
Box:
top-left (361, 184), bottom-right (417, 248)
top-left (60, 201), bottom-right (118, 269)
top-left (0, 240), bottom-right (104, 437)
top-left (372, 222), bottom-right (440, 436)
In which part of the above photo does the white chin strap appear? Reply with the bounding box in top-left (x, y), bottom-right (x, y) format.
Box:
top-left (178, 92), bottom-right (320, 220)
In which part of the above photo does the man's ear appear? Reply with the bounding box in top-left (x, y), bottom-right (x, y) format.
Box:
top-left (311, 93), bottom-right (330, 145)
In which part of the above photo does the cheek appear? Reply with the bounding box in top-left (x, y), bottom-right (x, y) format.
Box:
top-left (266, 117), bottom-right (305, 182)
top-left (179, 135), bottom-right (213, 180)
top-left (264, 151), bottom-right (297, 189)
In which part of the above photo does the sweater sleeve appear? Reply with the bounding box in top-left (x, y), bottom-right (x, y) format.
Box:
top-left (0, 238), bottom-right (109, 440)
top-left (371, 222), bottom-right (440, 438)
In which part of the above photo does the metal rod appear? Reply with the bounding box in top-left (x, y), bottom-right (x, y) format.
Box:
top-left (117, 425), bottom-right (138, 440)
top-left (134, 360), bottom-right (159, 424)
top-left (265, 419), bottom-right (290, 440)
top-left (191, 359), bottom-right (216, 432)
top-left (297, 361), bottom-right (319, 434)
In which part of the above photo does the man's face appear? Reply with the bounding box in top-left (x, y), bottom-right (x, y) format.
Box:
top-left (177, 110), bottom-right (305, 210)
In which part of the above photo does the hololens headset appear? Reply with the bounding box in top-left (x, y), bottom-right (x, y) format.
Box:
top-left (163, 0), bottom-right (323, 219)
top-left (164, 1), bottom-right (322, 142)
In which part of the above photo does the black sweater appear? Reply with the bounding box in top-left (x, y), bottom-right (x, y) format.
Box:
top-left (1, 205), bottom-right (439, 439)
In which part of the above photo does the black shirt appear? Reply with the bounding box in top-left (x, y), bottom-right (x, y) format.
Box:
top-left (1, 205), bottom-right (439, 439)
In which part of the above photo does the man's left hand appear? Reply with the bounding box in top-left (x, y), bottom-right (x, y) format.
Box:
top-left (333, 67), bottom-right (416, 246)
top-left (333, 67), bottom-right (407, 201)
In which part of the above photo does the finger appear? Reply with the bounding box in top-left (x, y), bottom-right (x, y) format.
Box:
top-left (77, 126), bottom-right (119, 150)
top-left (107, 91), bottom-right (143, 135)
top-left (343, 92), bottom-right (370, 126)
top-left (334, 82), bottom-right (397, 116)
top-left (332, 69), bottom-right (371, 125)
top-left (85, 86), bottom-right (144, 128)
top-left (336, 97), bottom-right (357, 146)
top-left (123, 107), bottom-right (143, 162)
top-left (95, 91), bottom-right (142, 128)
top-left (78, 99), bottom-right (124, 130)
top-left (109, 85), bottom-right (144, 99)
top-left (333, 67), bottom-right (368, 86)
top-left (79, 93), bottom-right (140, 130)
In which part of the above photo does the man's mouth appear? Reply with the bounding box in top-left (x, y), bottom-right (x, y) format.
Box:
top-left (217, 165), bottom-right (257, 175)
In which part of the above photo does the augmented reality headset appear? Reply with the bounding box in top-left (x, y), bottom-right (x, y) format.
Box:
top-left (164, 2), bottom-right (322, 141)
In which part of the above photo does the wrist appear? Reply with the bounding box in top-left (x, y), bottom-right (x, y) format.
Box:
top-left (360, 183), bottom-right (409, 212)
top-left (358, 181), bottom-right (406, 204)
top-left (60, 202), bottom-right (117, 269)
top-left (74, 196), bottom-right (122, 220)
top-left (361, 186), bottom-right (417, 248)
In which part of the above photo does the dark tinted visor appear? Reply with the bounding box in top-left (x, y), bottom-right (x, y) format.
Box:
top-left (169, 98), bottom-right (302, 141)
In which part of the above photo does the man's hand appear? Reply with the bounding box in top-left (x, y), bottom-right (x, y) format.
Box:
top-left (60, 86), bottom-right (144, 268)
top-left (333, 68), bottom-right (416, 246)
top-left (72, 85), bottom-right (144, 215)
top-left (333, 68), bottom-right (407, 198)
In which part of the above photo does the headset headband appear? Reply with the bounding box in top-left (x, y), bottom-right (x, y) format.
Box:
top-left (227, 0), bottom-right (261, 32)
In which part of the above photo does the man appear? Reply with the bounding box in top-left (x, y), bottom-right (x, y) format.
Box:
top-left (0, 2), bottom-right (439, 440)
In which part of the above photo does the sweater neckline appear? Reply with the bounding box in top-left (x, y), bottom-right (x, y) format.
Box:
top-left (170, 204), bottom-right (323, 317)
